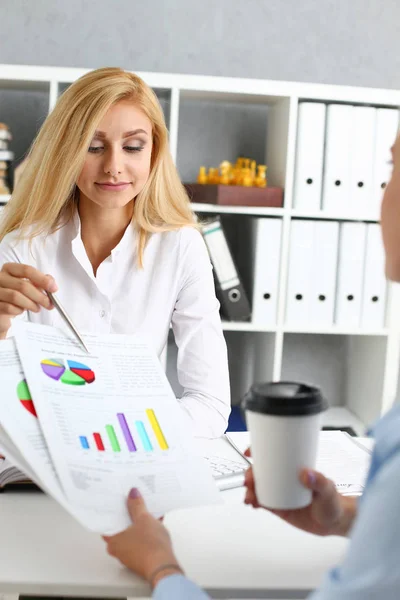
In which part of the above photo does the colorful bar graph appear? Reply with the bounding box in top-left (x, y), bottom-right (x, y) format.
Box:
top-left (146, 409), bottom-right (168, 450)
top-left (79, 436), bottom-right (89, 449)
top-left (135, 420), bottom-right (153, 451)
top-left (93, 432), bottom-right (105, 451)
top-left (106, 425), bottom-right (121, 452)
top-left (117, 413), bottom-right (137, 452)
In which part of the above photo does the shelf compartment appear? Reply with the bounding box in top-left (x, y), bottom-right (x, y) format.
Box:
top-left (0, 82), bottom-right (50, 167)
top-left (281, 333), bottom-right (389, 429)
top-left (177, 95), bottom-right (270, 184)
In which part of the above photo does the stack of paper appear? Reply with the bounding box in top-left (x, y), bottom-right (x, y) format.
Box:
top-left (0, 322), bottom-right (221, 534)
top-left (316, 431), bottom-right (372, 495)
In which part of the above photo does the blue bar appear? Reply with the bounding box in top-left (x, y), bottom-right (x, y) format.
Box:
top-left (135, 421), bottom-right (153, 451)
top-left (79, 435), bottom-right (89, 449)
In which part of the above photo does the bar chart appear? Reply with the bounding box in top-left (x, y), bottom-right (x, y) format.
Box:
top-left (78, 409), bottom-right (168, 453)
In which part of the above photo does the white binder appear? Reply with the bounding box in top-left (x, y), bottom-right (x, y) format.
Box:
top-left (293, 102), bottom-right (326, 212)
top-left (251, 218), bottom-right (282, 326)
top-left (372, 108), bottom-right (399, 220)
top-left (286, 220), bottom-right (314, 324)
top-left (361, 224), bottom-right (387, 329)
top-left (335, 223), bottom-right (367, 327)
top-left (349, 107), bottom-right (376, 215)
top-left (322, 104), bottom-right (353, 214)
top-left (310, 221), bottom-right (339, 327)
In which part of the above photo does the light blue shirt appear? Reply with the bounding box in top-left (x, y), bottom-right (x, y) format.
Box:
top-left (154, 405), bottom-right (400, 599)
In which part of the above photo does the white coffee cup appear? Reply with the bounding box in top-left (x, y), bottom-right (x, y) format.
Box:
top-left (242, 381), bottom-right (328, 510)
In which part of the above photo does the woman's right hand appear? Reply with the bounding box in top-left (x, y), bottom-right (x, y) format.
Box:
top-left (0, 263), bottom-right (57, 338)
top-left (244, 458), bottom-right (358, 537)
top-left (104, 488), bottom-right (182, 589)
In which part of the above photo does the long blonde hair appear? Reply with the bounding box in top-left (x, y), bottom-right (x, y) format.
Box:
top-left (0, 67), bottom-right (196, 265)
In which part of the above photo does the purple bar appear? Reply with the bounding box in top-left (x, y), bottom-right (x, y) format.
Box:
top-left (117, 413), bottom-right (137, 452)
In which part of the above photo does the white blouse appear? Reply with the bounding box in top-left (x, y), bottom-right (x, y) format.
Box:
top-left (0, 213), bottom-right (231, 438)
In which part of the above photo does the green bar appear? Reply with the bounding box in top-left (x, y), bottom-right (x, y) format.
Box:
top-left (106, 425), bottom-right (121, 452)
top-left (203, 226), bottom-right (220, 236)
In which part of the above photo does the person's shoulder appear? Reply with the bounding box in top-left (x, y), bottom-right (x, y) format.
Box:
top-left (0, 225), bottom-right (60, 263)
top-left (178, 224), bottom-right (203, 242)
top-left (154, 225), bottom-right (204, 254)
top-left (0, 228), bottom-right (23, 247)
top-left (0, 229), bottom-right (29, 259)
top-left (150, 227), bottom-right (210, 278)
top-left (177, 225), bottom-right (205, 251)
top-left (371, 405), bottom-right (400, 465)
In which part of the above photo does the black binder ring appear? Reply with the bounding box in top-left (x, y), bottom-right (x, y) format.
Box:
top-left (228, 289), bottom-right (241, 303)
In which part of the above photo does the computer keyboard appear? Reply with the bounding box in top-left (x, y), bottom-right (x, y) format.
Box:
top-left (204, 455), bottom-right (248, 491)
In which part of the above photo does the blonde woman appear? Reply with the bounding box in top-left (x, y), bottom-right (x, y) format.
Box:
top-left (0, 67), bottom-right (230, 438)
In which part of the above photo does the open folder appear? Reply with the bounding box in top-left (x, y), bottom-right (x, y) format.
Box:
top-left (0, 322), bottom-right (221, 535)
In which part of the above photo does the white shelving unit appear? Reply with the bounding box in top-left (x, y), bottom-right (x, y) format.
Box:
top-left (1, 64), bottom-right (400, 434)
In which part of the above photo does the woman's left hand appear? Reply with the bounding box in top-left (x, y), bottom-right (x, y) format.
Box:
top-left (103, 488), bottom-right (183, 588)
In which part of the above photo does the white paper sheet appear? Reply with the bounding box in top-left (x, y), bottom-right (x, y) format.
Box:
top-left (316, 431), bottom-right (372, 495)
top-left (0, 339), bottom-right (70, 504)
top-left (13, 322), bottom-right (221, 534)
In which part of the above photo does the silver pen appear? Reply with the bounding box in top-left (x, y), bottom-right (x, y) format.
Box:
top-left (47, 291), bottom-right (89, 354)
top-left (224, 433), bottom-right (252, 465)
top-left (11, 257), bottom-right (88, 353)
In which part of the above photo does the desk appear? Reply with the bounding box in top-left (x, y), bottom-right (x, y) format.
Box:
top-left (0, 432), bottom-right (365, 600)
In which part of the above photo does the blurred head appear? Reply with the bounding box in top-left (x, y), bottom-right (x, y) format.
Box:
top-left (381, 133), bottom-right (400, 282)
top-left (1, 67), bottom-right (195, 264)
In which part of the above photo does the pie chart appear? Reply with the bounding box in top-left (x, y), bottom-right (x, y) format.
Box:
top-left (40, 359), bottom-right (95, 386)
top-left (17, 379), bottom-right (37, 417)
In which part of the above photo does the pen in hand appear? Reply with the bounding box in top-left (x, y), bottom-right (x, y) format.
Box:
top-left (46, 291), bottom-right (89, 354)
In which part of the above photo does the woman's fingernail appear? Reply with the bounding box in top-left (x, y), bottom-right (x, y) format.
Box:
top-left (46, 276), bottom-right (58, 293)
top-left (129, 487), bottom-right (141, 499)
top-left (307, 470), bottom-right (317, 485)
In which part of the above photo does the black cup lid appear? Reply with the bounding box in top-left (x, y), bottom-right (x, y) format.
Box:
top-left (242, 381), bottom-right (328, 416)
